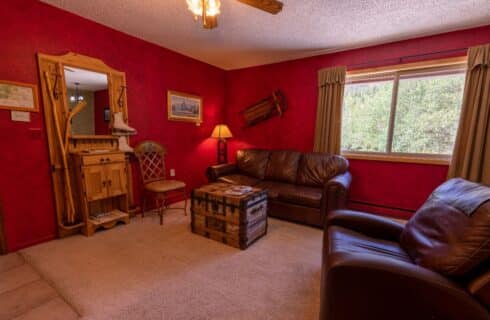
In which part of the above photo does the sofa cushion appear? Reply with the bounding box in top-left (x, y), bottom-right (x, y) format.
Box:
top-left (265, 150), bottom-right (302, 184)
top-left (297, 153), bottom-right (349, 187)
top-left (400, 178), bottom-right (490, 277)
top-left (217, 174), bottom-right (259, 186)
top-left (255, 181), bottom-right (322, 208)
top-left (236, 149), bottom-right (270, 179)
top-left (327, 225), bottom-right (412, 263)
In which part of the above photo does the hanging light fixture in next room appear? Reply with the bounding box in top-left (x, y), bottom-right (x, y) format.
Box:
top-left (69, 82), bottom-right (84, 103)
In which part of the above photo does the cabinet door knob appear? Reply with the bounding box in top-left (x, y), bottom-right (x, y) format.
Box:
top-left (106, 158), bottom-right (110, 162)
top-left (100, 158), bottom-right (105, 163)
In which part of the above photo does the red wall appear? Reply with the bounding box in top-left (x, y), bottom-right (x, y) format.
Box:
top-left (225, 25), bottom-right (490, 219)
top-left (94, 89), bottom-right (109, 135)
top-left (1, 0), bottom-right (489, 251)
top-left (0, 0), bottom-right (225, 251)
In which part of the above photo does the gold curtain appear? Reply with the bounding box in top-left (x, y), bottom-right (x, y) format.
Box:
top-left (313, 66), bottom-right (346, 154)
top-left (448, 44), bottom-right (490, 184)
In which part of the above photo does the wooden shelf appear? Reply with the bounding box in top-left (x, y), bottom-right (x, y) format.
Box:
top-left (86, 192), bottom-right (128, 203)
top-left (90, 209), bottom-right (128, 225)
top-left (71, 150), bottom-right (122, 155)
top-left (70, 135), bottom-right (118, 140)
top-left (86, 209), bottom-right (129, 236)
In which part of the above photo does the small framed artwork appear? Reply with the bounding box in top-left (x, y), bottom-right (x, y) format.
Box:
top-left (0, 80), bottom-right (39, 112)
top-left (167, 90), bottom-right (202, 123)
top-left (104, 108), bottom-right (111, 122)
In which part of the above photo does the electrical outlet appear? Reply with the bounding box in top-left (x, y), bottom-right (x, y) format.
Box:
top-left (170, 169), bottom-right (176, 177)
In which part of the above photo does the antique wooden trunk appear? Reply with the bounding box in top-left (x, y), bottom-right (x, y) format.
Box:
top-left (191, 183), bottom-right (268, 249)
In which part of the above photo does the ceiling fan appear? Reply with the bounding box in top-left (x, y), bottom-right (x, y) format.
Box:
top-left (186, 0), bottom-right (283, 29)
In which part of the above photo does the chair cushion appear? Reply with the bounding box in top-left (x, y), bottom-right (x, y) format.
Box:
top-left (236, 149), bottom-right (271, 179)
top-left (297, 153), bottom-right (349, 187)
top-left (400, 178), bottom-right (490, 277)
top-left (145, 180), bottom-right (186, 193)
top-left (264, 150), bottom-right (302, 184)
top-left (255, 181), bottom-right (322, 208)
top-left (217, 174), bottom-right (259, 186)
top-left (327, 225), bottom-right (412, 263)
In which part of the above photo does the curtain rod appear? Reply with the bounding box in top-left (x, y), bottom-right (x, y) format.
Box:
top-left (346, 47), bottom-right (468, 69)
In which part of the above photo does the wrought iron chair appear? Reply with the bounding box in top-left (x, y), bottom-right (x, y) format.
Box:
top-left (134, 141), bottom-right (187, 225)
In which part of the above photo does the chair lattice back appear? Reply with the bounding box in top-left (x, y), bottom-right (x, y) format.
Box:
top-left (134, 141), bottom-right (167, 185)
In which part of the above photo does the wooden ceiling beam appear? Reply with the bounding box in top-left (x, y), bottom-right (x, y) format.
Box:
top-left (237, 0), bottom-right (283, 14)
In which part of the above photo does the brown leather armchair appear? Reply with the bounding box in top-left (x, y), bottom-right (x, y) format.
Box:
top-left (207, 149), bottom-right (351, 227)
top-left (320, 178), bottom-right (490, 320)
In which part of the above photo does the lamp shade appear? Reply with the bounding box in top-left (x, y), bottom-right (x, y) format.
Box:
top-left (211, 124), bottom-right (233, 139)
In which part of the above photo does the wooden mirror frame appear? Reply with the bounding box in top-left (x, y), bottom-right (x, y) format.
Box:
top-left (37, 52), bottom-right (129, 237)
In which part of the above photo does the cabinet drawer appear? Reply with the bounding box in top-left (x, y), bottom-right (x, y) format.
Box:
top-left (82, 153), bottom-right (125, 166)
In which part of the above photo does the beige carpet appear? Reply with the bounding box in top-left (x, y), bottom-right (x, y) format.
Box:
top-left (20, 205), bottom-right (322, 320)
top-left (0, 253), bottom-right (79, 320)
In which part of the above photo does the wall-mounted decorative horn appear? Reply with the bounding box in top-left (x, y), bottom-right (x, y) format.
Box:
top-left (118, 85), bottom-right (126, 110)
top-left (52, 73), bottom-right (61, 100)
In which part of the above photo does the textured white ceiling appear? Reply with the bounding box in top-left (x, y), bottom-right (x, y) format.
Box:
top-left (41, 0), bottom-right (490, 70)
top-left (64, 67), bottom-right (108, 91)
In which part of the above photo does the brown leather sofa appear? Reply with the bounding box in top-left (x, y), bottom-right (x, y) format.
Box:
top-left (320, 178), bottom-right (490, 320)
top-left (206, 149), bottom-right (351, 227)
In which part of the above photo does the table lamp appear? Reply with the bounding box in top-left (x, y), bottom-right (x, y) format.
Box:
top-left (211, 124), bottom-right (233, 164)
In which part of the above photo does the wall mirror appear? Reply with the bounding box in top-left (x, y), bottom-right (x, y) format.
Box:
top-left (64, 66), bottom-right (110, 135)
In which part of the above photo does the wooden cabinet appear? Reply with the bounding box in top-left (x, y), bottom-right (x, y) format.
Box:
top-left (82, 165), bottom-right (107, 201)
top-left (72, 151), bottom-right (130, 236)
top-left (82, 162), bottom-right (127, 201)
top-left (104, 163), bottom-right (127, 197)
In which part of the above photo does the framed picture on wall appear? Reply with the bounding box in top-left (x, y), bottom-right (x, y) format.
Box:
top-left (0, 80), bottom-right (39, 112)
top-left (167, 90), bottom-right (202, 123)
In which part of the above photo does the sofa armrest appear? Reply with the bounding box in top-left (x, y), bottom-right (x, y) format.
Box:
top-left (326, 171), bottom-right (352, 191)
top-left (326, 209), bottom-right (404, 242)
top-left (469, 270), bottom-right (490, 309)
top-left (322, 172), bottom-right (352, 221)
top-left (320, 252), bottom-right (490, 320)
top-left (206, 163), bottom-right (237, 182)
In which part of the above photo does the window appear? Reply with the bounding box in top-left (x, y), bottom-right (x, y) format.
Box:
top-left (341, 61), bottom-right (466, 163)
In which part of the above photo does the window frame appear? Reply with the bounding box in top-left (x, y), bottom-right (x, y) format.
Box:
top-left (341, 57), bottom-right (467, 165)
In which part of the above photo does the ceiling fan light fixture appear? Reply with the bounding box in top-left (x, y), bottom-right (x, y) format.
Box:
top-left (206, 0), bottom-right (221, 16)
top-left (186, 0), bottom-right (203, 16)
top-left (186, 0), bottom-right (283, 29)
top-left (186, 0), bottom-right (221, 28)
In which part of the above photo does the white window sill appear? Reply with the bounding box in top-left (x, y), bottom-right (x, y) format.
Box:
top-left (341, 151), bottom-right (451, 165)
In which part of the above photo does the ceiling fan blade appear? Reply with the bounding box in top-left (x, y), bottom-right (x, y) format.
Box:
top-left (237, 0), bottom-right (283, 14)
